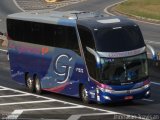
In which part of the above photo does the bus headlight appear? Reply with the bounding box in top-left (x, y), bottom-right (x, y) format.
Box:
top-left (97, 86), bottom-right (113, 93)
top-left (144, 84), bottom-right (150, 89)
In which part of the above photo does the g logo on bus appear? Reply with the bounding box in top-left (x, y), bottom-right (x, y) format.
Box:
top-left (53, 54), bottom-right (73, 84)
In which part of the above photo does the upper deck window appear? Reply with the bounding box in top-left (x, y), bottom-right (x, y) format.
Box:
top-left (94, 25), bottom-right (145, 52)
top-left (7, 19), bottom-right (80, 54)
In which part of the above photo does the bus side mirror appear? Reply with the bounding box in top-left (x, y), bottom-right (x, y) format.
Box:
top-left (86, 46), bottom-right (101, 68)
top-left (146, 44), bottom-right (157, 60)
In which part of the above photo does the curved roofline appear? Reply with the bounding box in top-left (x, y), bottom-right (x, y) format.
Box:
top-left (7, 10), bottom-right (136, 27)
top-left (7, 10), bottom-right (79, 27)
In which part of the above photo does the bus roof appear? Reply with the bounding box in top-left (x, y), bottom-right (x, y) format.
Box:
top-left (7, 10), bottom-right (80, 26)
top-left (7, 10), bottom-right (136, 28)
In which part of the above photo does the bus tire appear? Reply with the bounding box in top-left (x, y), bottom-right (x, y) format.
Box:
top-left (80, 85), bottom-right (90, 104)
top-left (26, 75), bottom-right (35, 93)
top-left (35, 76), bottom-right (42, 94)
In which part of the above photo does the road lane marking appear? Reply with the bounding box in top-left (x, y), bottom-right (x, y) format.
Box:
top-left (142, 99), bottom-right (154, 102)
top-left (22, 106), bottom-right (84, 111)
top-left (104, 0), bottom-right (127, 16)
top-left (12, 0), bottom-right (25, 12)
top-left (151, 82), bottom-right (160, 86)
top-left (0, 85), bottom-right (116, 113)
top-left (67, 113), bottom-right (116, 120)
top-left (6, 110), bottom-right (23, 120)
top-left (145, 40), bottom-right (160, 45)
top-left (0, 85), bottom-right (150, 120)
top-left (0, 99), bottom-right (56, 106)
top-left (0, 86), bottom-right (54, 100)
top-left (0, 49), bottom-right (7, 52)
top-left (0, 89), bottom-right (9, 91)
top-left (6, 106), bottom-right (84, 120)
top-left (0, 94), bottom-right (30, 98)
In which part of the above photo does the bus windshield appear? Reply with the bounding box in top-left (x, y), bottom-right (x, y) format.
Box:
top-left (100, 53), bottom-right (148, 85)
top-left (94, 25), bottom-right (145, 52)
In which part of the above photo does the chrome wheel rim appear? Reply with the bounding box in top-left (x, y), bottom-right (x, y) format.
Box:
top-left (35, 78), bottom-right (40, 91)
top-left (82, 88), bottom-right (88, 101)
top-left (27, 77), bottom-right (32, 88)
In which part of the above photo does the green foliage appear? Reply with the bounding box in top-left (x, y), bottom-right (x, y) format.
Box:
top-left (115, 0), bottom-right (160, 20)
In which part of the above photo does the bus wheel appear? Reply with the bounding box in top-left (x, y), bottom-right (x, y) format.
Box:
top-left (26, 75), bottom-right (35, 93)
top-left (35, 76), bottom-right (42, 94)
top-left (80, 85), bottom-right (90, 104)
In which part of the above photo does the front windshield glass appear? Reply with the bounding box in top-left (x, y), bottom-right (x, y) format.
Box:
top-left (100, 53), bottom-right (148, 84)
top-left (94, 25), bottom-right (145, 52)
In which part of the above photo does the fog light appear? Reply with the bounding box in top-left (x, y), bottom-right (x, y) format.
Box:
top-left (145, 90), bottom-right (150, 96)
top-left (103, 96), bottom-right (111, 100)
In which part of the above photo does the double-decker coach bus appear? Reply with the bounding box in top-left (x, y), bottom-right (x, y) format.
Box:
top-left (7, 11), bottom-right (150, 103)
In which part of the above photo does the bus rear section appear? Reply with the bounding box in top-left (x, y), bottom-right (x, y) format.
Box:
top-left (7, 15), bottom-right (85, 96)
top-left (7, 11), bottom-right (150, 104)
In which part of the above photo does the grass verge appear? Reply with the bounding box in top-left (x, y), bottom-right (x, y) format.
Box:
top-left (114, 0), bottom-right (160, 21)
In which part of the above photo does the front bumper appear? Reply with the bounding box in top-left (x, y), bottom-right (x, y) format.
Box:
top-left (97, 85), bottom-right (150, 103)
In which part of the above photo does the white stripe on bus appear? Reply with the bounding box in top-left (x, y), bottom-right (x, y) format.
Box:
top-left (151, 82), bottom-right (160, 86)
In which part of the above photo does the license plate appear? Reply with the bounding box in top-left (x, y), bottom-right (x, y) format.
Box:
top-left (124, 96), bottom-right (133, 100)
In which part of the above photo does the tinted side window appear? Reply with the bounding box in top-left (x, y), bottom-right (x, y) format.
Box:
top-left (7, 19), bottom-right (43, 43)
top-left (7, 19), bottom-right (80, 54)
top-left (23, 21), bottom-right (32, 43)
top-left (7, 19), bottom-right (23, 41)
top-left (31, 22), bottom-right (45, 45)
top-left (78, 25), bottom-right (98, 79)
top-left (43, 23), bottom-right (55, 46)
top-left (65, 27), bottom-right (80, 54)
top-left (44, 25), bottom-right (80, 54)
top-left (78, 25), bottom-right (95, 50)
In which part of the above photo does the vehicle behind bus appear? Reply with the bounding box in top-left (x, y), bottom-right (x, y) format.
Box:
top-left (7, 11), bottom-right (150, 104)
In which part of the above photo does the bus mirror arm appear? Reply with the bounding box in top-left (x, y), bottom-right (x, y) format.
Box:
top-left (146, 44), bottom-right (157, 60)
top-left (86, 46), bottom-right (101, 68)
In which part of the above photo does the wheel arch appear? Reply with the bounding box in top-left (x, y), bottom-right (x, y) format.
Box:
top-left (79, 83), bottom-right (84, 98)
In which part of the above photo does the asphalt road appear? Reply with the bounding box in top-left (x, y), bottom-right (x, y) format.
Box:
top-left (0, 0), bottom-right (160, 120)
top-left (56, 0), bottom-right (160, 44)
top-left (0, 0), bottom-right (20, 33)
